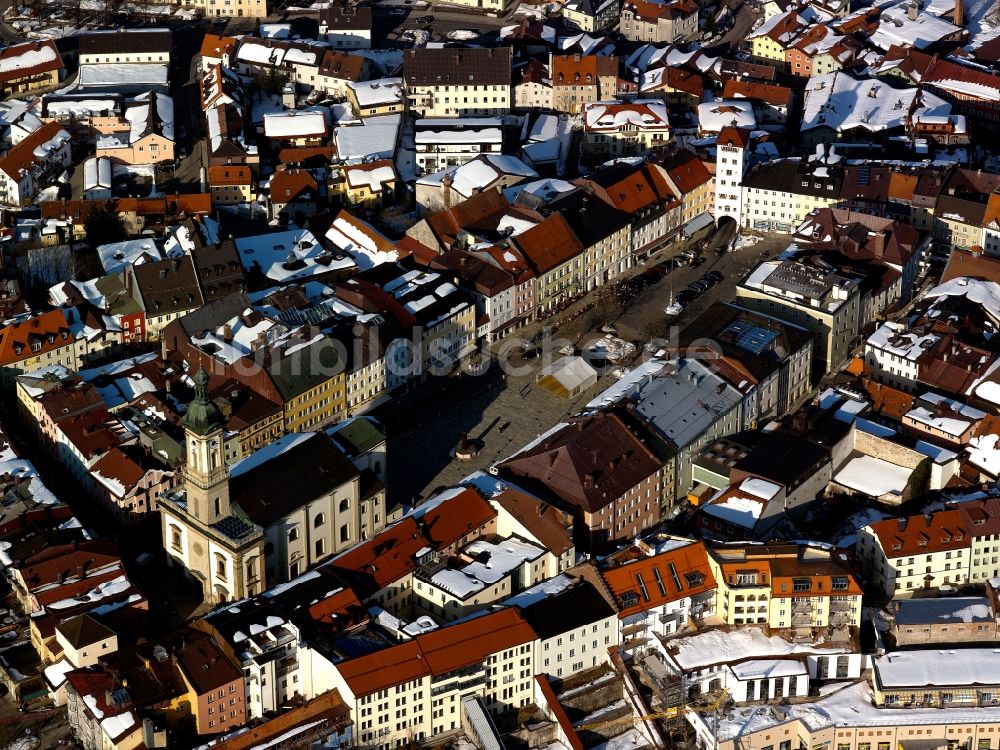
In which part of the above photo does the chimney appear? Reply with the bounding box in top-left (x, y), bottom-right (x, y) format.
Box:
top-left (924, 511), bottom-right (933, 527)
top-left (105, 691), bottom-right (114, 706)
top-left (907, 1), bottom-right (918, 20)
top-left (954, 0), bottom-right (963, 26)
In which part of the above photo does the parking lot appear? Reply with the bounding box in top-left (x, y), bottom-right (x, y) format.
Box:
top-left (384, 230), bottom-right (791, 506)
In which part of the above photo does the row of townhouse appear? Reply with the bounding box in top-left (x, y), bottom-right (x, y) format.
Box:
top-left (748, 12), bottom-right (862, 77)
top-left (406, 151), bottom-right (713, 341)
top-left (15, 363), bottom-right (181, 522)
top-left (0, 307), bottom-right (132, 390)
top-left (735, 151), bottom-right (1000, 257)
top-left (858, 498), bottom-right (1000, 597)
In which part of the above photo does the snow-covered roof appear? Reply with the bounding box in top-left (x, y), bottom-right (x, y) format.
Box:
top-left (414, 118), bottom-right (504, 145)
top-left (83, 156), bottom-right (112, 192)
top-left (713, 681), bottom-right (1000, 742)
top-left (347, 77), bottom-right (403, 108)
top-left (325, 213), bottom-right (397, 271)
top-left (0, 41), bottom-right (58, 78)
top-left (968, 432), bottom-right (1000, 477)
top-left (230, 433), bottom-right (318, 479)
top-left (802, 72), bottom-right (952, 134)
top-left (666, 627), bottom-right (847, 672)
top-left (344, 163), bottom-right (396, 192)
top-left (50, 278), bottom-right (105, 309)
top-left (730, 659), bottom-right (807, 680)
top-left (190, 309), bottom-right (282, 366)
top-left (697, 100), bottom-right (756, 133)
top-left (234, 227), bottom-right (355, 283)
top-left (905, 392), bottom-right (985, 437)
top-left (875, 648), bottom-right (1000, 687)
top-left (335, 115), bottom-right (400, 161)
top-left (870, 3), bottom-right (963, 51)
top-left (427, 537), bottom-right (546, 599)
top-left (263, 110), bottom-right (328, 139)
top-left (584, 99), bottom-right (670, 131)
top-left (927, 276), bottom-right (1000, 324)
top-left (702, 477), bottom-right (779, 530)
top-left (833, 455), bottom-right (911, 498)
top-left (416, 155), bottom-right (537, 200)
top-left (237, 39), bottom-right (323, 68)
top-left (76, 63), bottom-right (169, 89)
top-left (97, 238), bottom-right (164, 275)
top-left (866, 321), bottom-right (938, 360)
top-left (587, 357), bottom-right (746, 448)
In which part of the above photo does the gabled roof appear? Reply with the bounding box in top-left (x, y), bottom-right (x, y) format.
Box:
top-left (658, 149), bottom-right (712, 194)
top-left (131, 255), bottom-right (204, 316)
top-left (518, 580), bottom-right (616, 638)
top-left (270, 169), bottom-right (318, 204)
top-left (551, 54), bottom-right (618, 86)
top-left (176, 634), bottom-right (242, 695)
top-left (403, 47), bottom-right (511, 87)
top-left (210, 690), bottom-right (351, 750)
top-left (208, 165), bottom-right (252, 186)
top-left (319, 3), bottom-right (373, 30)
top-left (419, 487), bottom-right (495, 548)
top-left (601, 541), bottom-right (715, 617)
top-left (867, 509), bottom-right (971, 557)
top-left (0, 309), bottom-right (73, 366)
top-left (0, 40), bottom-right (61, 84)
top-left (229, 432), bottom-right (358, 527)
top-left (319, 50), bottom-right (367, 81)
top-left (335, 608), bottom-right (536, 696)
top-left (90, 447), bottom-right (150, 498)
top-left (79, 28), bottom-right (171, 56)
top-left (722, 79), bottom-right (793, 108)
top-left (512, 212), bottom-right (584, 274)
top-left (200, 34), bottom-right (237, 60)
top-left (490, 488), bottom-right (573, 555)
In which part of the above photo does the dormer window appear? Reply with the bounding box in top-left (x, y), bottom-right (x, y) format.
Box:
top-left (30, 339), bottom-right (41, 353)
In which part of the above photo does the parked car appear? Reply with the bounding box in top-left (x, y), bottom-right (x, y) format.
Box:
top-left (706, 270), bottom-right (723, 282)
top-left (417, 14), bottom-right (434, 22)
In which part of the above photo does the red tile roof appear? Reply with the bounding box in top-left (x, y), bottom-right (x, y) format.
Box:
top-left (419, 487), bottom-right (496, 548)
top-left (0, 309), bottom-right (74, 366)
top-left (270, 169), bottom-right (317, 203)
top-left (336, 609), bottom-right (536, 696)
top-left (512, 213), bottom-right (584, 274)
top-left (208, 165), bottom-right (251, 187)
top-left (551, 54), bottom-right (618, 87)
top-left (867, 510), bottom-right (970, 558)
top-left (601, 541), bottom-right (715, 617)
